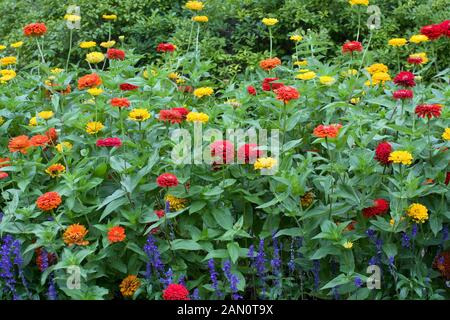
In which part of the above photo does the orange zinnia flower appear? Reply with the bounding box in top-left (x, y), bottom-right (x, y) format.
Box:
top-left (107, 226), bottom-right (126, 243)
top-left (36, 191), bottom-right (62, 211)
top-left (77, 73), bottom-right (102, 90)
top-left (46, 128), bottom-right (58, 144)
top-left (313, 124), bottom-right (343, 139)
top-left (259, 57), bottom-right (281, 71)
top-left (30, 134), bottom-right (49, 147)
top-left (8, 135), bottom-right (31, 154)
top-left (63, 224), bottom-right (89, 246)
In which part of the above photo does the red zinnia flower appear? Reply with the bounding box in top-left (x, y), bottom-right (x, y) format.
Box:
top-left (171, 107), bottom-right (189, 119)
top-left (96, 137), bottom-right (122, 147)
top-left (342, 41), bottom-right (363, 54)
top-left (407, 56), bottom-right (423, 65)
top-left (393, 71), bottom-right (415, 87)
top-left (156, 43), bottom-right (176, 53)
top-left (23, 23), bottom-right (47, 37)
top-left (110, 97), bottom-right (130, 108)
top-left (78, 73), bottom-right (102, 90)
top-left (262, 78), bottom-right (284, 92)
top-left (156, 173), bottom-right (179, 188)
top-left (362, 199), bottom-right (390, 218)
top-left (393, 89), bottom-right (413, 100)
top-left (415, 104), bottom-right (442, 119)
top-left (119, 83), bottom-right (139, 91)
top-left (210, 140), bottom-right (235, 165)
top-left (107, 48), bottom-right (125, 60)
top-left (163, 283), bottom-right (190, 300)
top-left (30, 135), bottom-right (49, 147)
top-left (274, 86), bottom-right (300, 103)
top-left (159, 109), bottom-right (183, 124)
top-left (374, 141), bottom-right (392, 165)
top-left (36, 192), bottom-right (62, 211)
top-left (420, 24), bottom-right (443, 40)
top-left (247, 86), bottom-right (257, 96)
top-left (439, 20), bottom-right (450, 37)
top-left (107, 226), bottom-right (126, 243)
top-left (313, 124), bottom-right (342, 139)
top-left (237, 143), bottom-right (263, 164)
top-left (0, 172), bottom-right (8, 180)
top-left (46, 128), bottom-right (58, 145)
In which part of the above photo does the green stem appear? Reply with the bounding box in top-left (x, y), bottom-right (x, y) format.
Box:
top-left (269, 27), bottom-right (273, 58)
top-left (35, 38), bottom-right (46, 64)
top-left (65, 29), bottom-right (73, 70)
top-left (195, 23), bottom-right (200, 60)
top-left (187, 20), bottom-right (194, 53)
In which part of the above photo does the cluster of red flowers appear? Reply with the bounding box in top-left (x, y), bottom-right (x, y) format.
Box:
top-left (374, 141), bottom-right (392, 165)
top-left (23, 23), bottom-right (47, 37)
top-left (237, 143), bottom-right (263, 164)
top-left (420, 20), bottom-right (450, 40)
top-left (262, 77), bottom-right (284, 92)
top-left (110, 97), bottom-right (131, 108)
top-left (313, 124), bottom-right (342, 139)
top-left (162, 283), bottom-right (190, 300)
top-left (362, 199), bottom-right (390, 218)
top-left (36, 191), bottom-right (62, 211)
top-left (274, 86), bottom-right (300, 103)
top-left (96, 137), bottom-right (122, 148)
top-left (415, 104), bottom-right (442, 119)
top-left (393, 89), bottom-right (413, 100)
top-left (119, 83), bottom-right (139, 91)
top-left (107, 48), bottom-right (125, 60)
top-left (156, 173), bottom-right (179, 188)
top-left (156, 43), bottom-right (176, 53)
top-left (407, 56), bottom-right (423, 65)
top-left (159, 107), bottom-right (189, 124)
top-left (8, 134), bottom-right (52, 154)
top-left (393, 71), bottom-right (415, 87)
top-left (210, 140), bottom-right (235, 165)
top-left (342, 41), bottom-right (363, 54)
top-left (78, 73), bottom-right (102, 90)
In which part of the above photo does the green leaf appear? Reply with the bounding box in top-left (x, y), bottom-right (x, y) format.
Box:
top-left (227, 242), bottom-right (240, 263)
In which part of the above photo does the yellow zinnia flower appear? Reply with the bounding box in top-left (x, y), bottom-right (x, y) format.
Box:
top-left (343, 241), bottom-right (353, 249)
top-left (388, 38), bottom-right (407, 47)
top-left (56, 141), bottom-right (73, 153)
top-left (86, 52), bottom-right (105, 64)
top-left (100, 40), bottom-right (116, 48)
top-left (102, 14), bottom-right (117, 21)
top-left (11, 41), bottom-right (24, 48)
top-left (371, 72), bottom-right (391, 85)
top-left (290, 35), bottom-right (303, 42)
top-left (0, 45), bottom-right (6, 51)
top-left (86, 121), bottom-right (104, 134)
top-left (38, 111), bottom-right (54, 120)
top-left (406, 203), bottom-right (429, 224)
top-left (64, 14), bottom-right (81, 22)
top-left (165, 194), bottom-right (188, 211)
top-left (366, 63), bottom-right (388, 75)
top-left (128, 109), bottom-right (151, 122)
top-left (0, 57), bottom-right (17, 66)
top-left (409, 34), bottom-right (429, 44)
top-left (296, 71), bottom-right (316, 80)
top-left (262, 18), bottom-right (278, 26)
top-left (193, 87), bottom-right (214, 98)
top-left (293, 60), bottom-right (308, 67)
top-left (0, 69), bottom-right (16, 83)
top-left (192, 15), bottom-right (208, 23)
top-left (319, 76), bottom-right (336, 86)
top-left (254, 157), bottom-right (277, 170)
top-left (29, 117), bottom-right (38, 126)
top-left (409, 52), bottom-right (429, 65)
top-left (45, 163), bottom-right (66, 177)
top-left (442, 128), bottom-right (450, 141)
top-left (120, 275), bottom-right (140, 298)
top-left (79, 41), bottom-right (97, 49)
top-left (186, 111), bottom-right (209, 123)
top-left (185, 1), bottom-right (204, 11)
top-left (388, 151), bottom-right (413, 165)
top-left (87, 87), bottom-right (103, 96)
top-left (349, 0), bottom-right (369, 5)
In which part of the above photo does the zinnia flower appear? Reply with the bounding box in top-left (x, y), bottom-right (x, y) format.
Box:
top-left (186, 112), bottom-right (209, 123)
top-left (56, 141), bottom-right (73, 153)
top-left (79, 41), bottom-right (96, 49)
top-left (342, 41), bottom-right (363, 54)
top-left (85, 52), bottom-right (104, 64)
top-left (439, 20), bottom-right (450, 37)
top-left (171, 107), bottom-right (189, 119)
top-left (296, 71), bottom-right (316, 80)
top-left (415, 104), bottom-right (442, 119)
top-left (87, 87), bottom-right (103, 96)
top-left (442, 128), bottom-right (450, 141)
top-left (193, 87), bottom-right (214, 98)
top-left (38, 110), bottom-right (54, 120)
top-left (63, 223), bottom-right (89, 246)
top-left (110, 97), bottom-right (130, 108)
top-left (362, 199), bottom-right (390, 218)
top-left (259, 57), bottom-right (281, 71)
top-left (313, 124), bottom-right (342, 139)
top-left (120, 275), bottom-right (140, 298)
top-left (0, 69), bottom-right (17, 82)
top-left (129, 109), bottom-right (151, 122)
top-left (165, 194), bottom-right (188, 211)
top-left (409, 34), bottom-right (429, 43)
top-left (319, 76), bottom-right (336, 86)
top-left (163, 283), bottom-right (190, 300)
top-left (36, 192), bottom-right (62, 211)
top-left (157, 173), bottom-right (179, 188)
top-left (393, 89), bottom-right (413, 100)
top-left (107, 226), bottom-right (126, 243)
top-left (0, 56), bottom-right (17, 66)
top-left (78, 73), bottom-right (102, 90)
top-left (156, 43), bottom-right (176, 53)
top-left (388, 150), bottom-right (413, 165)
top-left (370, 72), bottom-right (391, 85)
top-left (96, 137), bottom-right (122, 148)
top-left (247, 85), bottom-right (257, 95)
top-left (274, 86), bottom-right (300, 103)
top-left (343, 241), bottom-right (353, 249)
top-left (45, 163), bottom-right (66, 177)
top-left (406, 203), bottom-right (429, 223)
top-left (262, 77), bottom-right (284, 91)
top-left (106, 48), bottom-right (125, 60)
top-left (8, 135), bottom-right (31, 154)
top-left (254, 157), bottom-right (277, 170)
top-left (388, 38), bottom-right (407, 47)
top-left (119, 83), bottom-right (139, 91)
top-left (374, 141), bottom-right (392, 165)
top-left (192, 16), bottom-right (208, 23)
top-left (349, 0), bottom-right (369, 5)
top-left (30, 135), bottom-right (49, 147)
top-left (262, 18), bottom-right (278, 26)
top-left (237, 144), bottom-right (263, 164)
top-left (100, 40), bottom-right (116, 48)
top-left (290, 35), bottom-right (303, 42)
top-left (300, 191), bottom-right (315, 208)
top-left (86, 121), bottom-right (104, 134)
top-left (11, 41), bottom-right (24, 48)
top-left (46, 128), bottom-right (58, 144)
top-left (420, 24), bottom-right (443, 40)
top-left (210, 140), bottom-right (235, 165)
top-left (159, 109), bottom-right (183, 124)
top-left (185, 1), bottom-right (204, 11)
top-left (366, 63), bottom-right (388, 75)
top-left (23, 23), bottom-right (47, 37)
top-left (393, 71), bottom-right (415, 87)
top-left (407, 52), bottom-right (429, 65)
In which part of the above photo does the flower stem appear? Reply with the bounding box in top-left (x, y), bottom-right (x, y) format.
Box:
top-left (35, 38), bottom-right (46, 64)
top-left (65, 29), bottom-right (73, 70)
top-left (269, 27), bottom-right (273, 58)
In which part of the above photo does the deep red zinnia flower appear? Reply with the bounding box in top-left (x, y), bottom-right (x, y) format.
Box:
top-left (237, 143), bottom-right (263, 164)
top-left (171, 107), bottom-right (189, 119)
top-left (374, 141), bottom-right (392, 165)
top-left (407, 56), bottom-right (423, 65)
top-left (393, 89), bottom-right (413, 100)
top-left (274, 86), bottom-right (300, 103)
top-left (210, 140), bottom-right (235, 165)
top-left (420, 24), bottom-right (443, 40)
top-left (439, 20), bottom-right (450, 37)
top-left (247, 86), bottom-right (257, 96)
top-left (362, 199), bottom-right (390, 218)
top-left (23, 23), bottom-right (47, 37)
top-left (163, 283), bottom-right (190, 300)
top-left (156, 173), bottom-right (179, 188)
top-left (262, 78), bottom-right (284, 92)
top-left (342, 41), bottom-right (363, 54)
top-left (159, 109), bottom-right (183, 124)
top-left (110, 97), bottom-right (131, 108)
top-left (96, 137), bottom-right (122, 147)
top-left (119, 83), bottom-right (139, 91)
top-left (393, 71), bottom-right (415, 87)
top-left (107, 48), bottom-right (125, 60)
top-left (415, 104), bottom-right (442, 119)
top-left (156, 43), bottom-right (176, 53)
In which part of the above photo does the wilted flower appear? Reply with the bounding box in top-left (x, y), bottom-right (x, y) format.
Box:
top-left (120, 275), bottom-right (140, 298)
